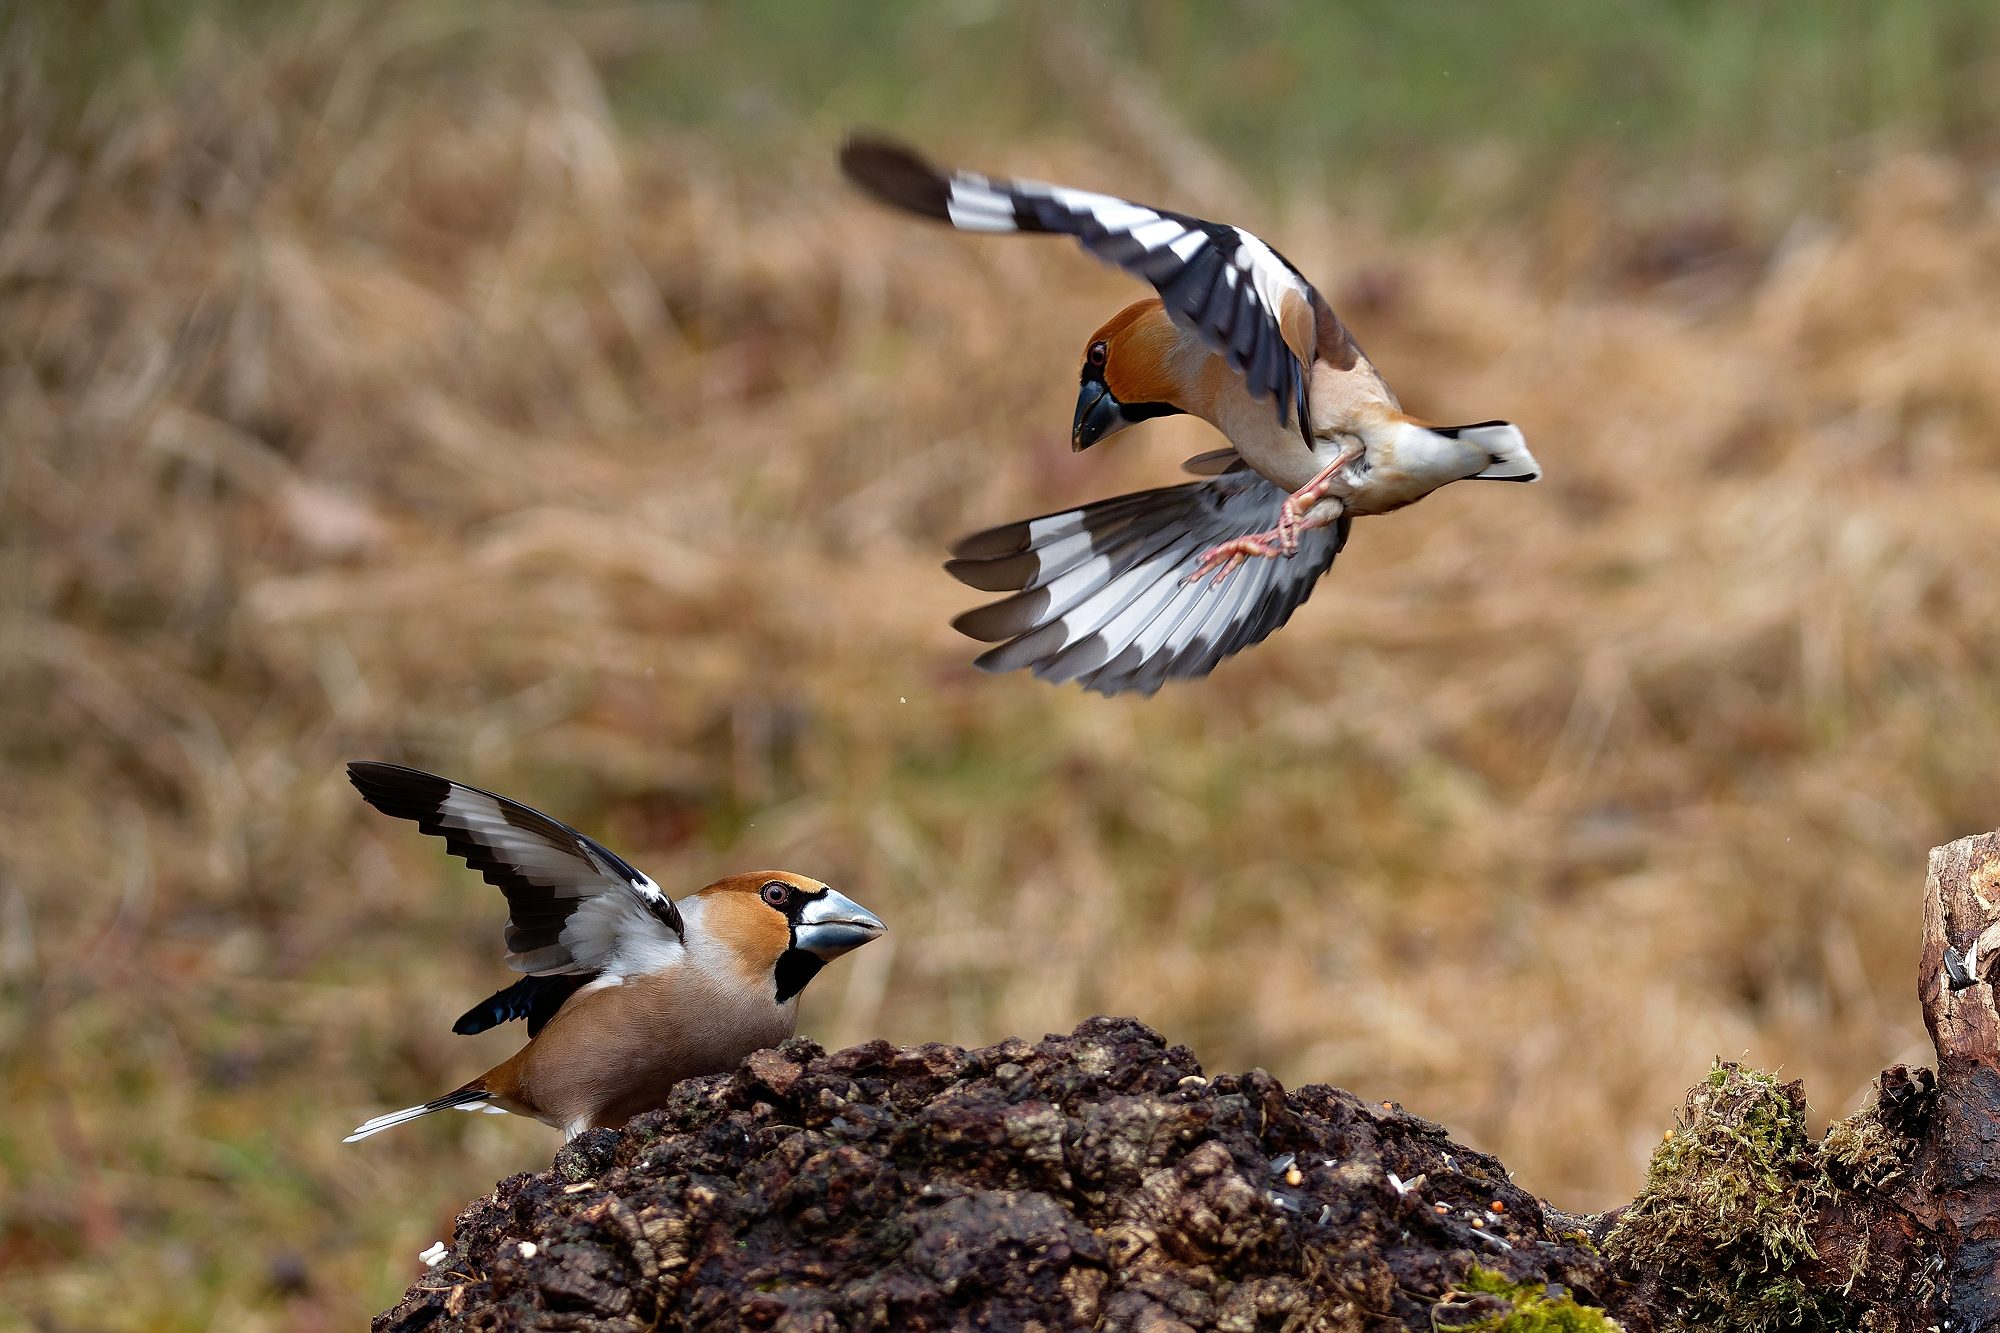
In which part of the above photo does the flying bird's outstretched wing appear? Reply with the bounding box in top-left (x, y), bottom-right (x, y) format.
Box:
top-left (842, 135), bottom-right (1330, 439)
top-left (945, 466), bottom-right (1350, 696)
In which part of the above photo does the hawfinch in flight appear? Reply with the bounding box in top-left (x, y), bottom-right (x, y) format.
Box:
top-left (841, 136), bottom-right (1541, 696)
top-left (341, 762), bottom-right (884, 1142)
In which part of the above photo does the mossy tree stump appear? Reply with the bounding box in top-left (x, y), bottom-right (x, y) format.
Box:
top-left (376, 832), bottom-right (2000, 1331)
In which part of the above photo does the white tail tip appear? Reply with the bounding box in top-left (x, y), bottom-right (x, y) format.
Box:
top-left (1455, 422), bottom-right (1540, 483)
top-left (344, 1095), bottom-right (491, 1142)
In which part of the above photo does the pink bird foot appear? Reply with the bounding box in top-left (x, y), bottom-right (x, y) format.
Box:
top-left (1186, 530), bottom-right (1288, 586)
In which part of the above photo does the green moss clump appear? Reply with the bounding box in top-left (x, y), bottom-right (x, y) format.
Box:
top-left (1820, 1112), bottom-right (1906, 1193)
top-left (1604, 1061), bottom-right (1853, 1332)
top-left (1435, 1266), bottom-right (1620, 1332)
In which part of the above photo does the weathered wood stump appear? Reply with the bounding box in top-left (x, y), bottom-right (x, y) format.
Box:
top-left (1917, 832), bottom-right (2000, 1328)
top-left (376, 832), bottom-right (2000, 1331)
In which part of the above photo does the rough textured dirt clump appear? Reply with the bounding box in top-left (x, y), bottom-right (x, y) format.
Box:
top-left (377, 1018), bottom-right (1612, 1331)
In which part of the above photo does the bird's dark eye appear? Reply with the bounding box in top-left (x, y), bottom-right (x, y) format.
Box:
top-left (760, 881), bottom-right (791, 908)
top-left (1087, 341), bottom-right (1108, 367)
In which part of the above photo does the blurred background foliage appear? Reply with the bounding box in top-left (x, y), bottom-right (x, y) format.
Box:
top-left (18, 0), bottom-right (2000, 191)
top-left (4, 0), bottom-right (2000, 1327)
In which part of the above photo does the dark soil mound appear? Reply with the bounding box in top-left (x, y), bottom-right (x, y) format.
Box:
top-left (377, 1017), bottom-right (1611, 1331)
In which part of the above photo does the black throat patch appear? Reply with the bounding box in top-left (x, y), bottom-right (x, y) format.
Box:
top-left (773, 948), bottom-right (825, 1005)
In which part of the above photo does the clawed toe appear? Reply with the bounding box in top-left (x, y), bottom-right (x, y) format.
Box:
top-left (1185, 532), bottom-right (1286, 586)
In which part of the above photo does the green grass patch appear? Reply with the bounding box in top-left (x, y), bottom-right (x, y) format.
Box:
top-left (10, 0), bottom-right (2000, 213)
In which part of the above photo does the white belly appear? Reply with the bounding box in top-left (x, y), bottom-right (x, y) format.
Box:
top-left (1342, 420), bottom-right (1491, 516)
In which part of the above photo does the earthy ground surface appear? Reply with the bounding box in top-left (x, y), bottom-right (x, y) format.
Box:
top-left (378, 1019), bottom-right (1613, 1331)
top-left (7, 3), bottom-right (2000, 1328)
top-left (375, 1017), bottom-right (1955, 1332)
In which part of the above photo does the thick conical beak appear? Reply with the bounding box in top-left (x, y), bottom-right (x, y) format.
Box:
top-left (1072, 380), bottom-right (1125, 451)
top-left (793, 890), bottom-right (886, 961)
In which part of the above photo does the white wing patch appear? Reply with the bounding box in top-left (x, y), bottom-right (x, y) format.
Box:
top-left (944, 175), bottom-right (1019, 231)
top-left (1229, 227), bottom-right (1310, 327)
top-left (1128, 216), bottom-right (1187, 250)
top-left (554, 891), bottom-right (686, 980)
top-left (1045, 185), bottom-right (1158, 233)
top-left (625, 871), bottom-right (674, 915)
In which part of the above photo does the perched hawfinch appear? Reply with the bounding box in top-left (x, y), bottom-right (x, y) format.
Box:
top-left (342, 762), bottom-right (884, 1142)
top-left (841, 136), bottom-right (1542, 696)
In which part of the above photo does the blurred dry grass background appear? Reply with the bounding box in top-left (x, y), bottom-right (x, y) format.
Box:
top-left (6, 1), bottom-right (2000, 1327)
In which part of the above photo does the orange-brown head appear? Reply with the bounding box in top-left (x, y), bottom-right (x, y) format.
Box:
top-left (688, 871), bottom-right (885, 1004)
top-left (1072, 299), bottom-right (1206, 450)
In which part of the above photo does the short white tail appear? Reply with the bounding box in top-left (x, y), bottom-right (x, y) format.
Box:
top-left (344, 1087), bottom-right (494, 1142)
top-left (1442, 420), bottom-right (1541, 483)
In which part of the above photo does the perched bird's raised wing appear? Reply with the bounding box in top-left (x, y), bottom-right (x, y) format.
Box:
top-left (841, 135), bottom-right (1327, 438)
top-left (945, 467), bottom-right (1350, 696)
top-left (347, 762), bottom-right (683, 981)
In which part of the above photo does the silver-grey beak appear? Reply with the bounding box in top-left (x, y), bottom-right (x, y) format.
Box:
top-left (793, 889), bottom-right (885, 961)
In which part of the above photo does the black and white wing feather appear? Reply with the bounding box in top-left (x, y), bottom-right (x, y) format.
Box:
top-left (450, 973), bottom-right (588, 1037)
top-left (347, 762), bottom-right (683, 982)
top-left (945, 467), bottom-right (1350, 696)
top-left (841, 135), bottom-right (1320, 438)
